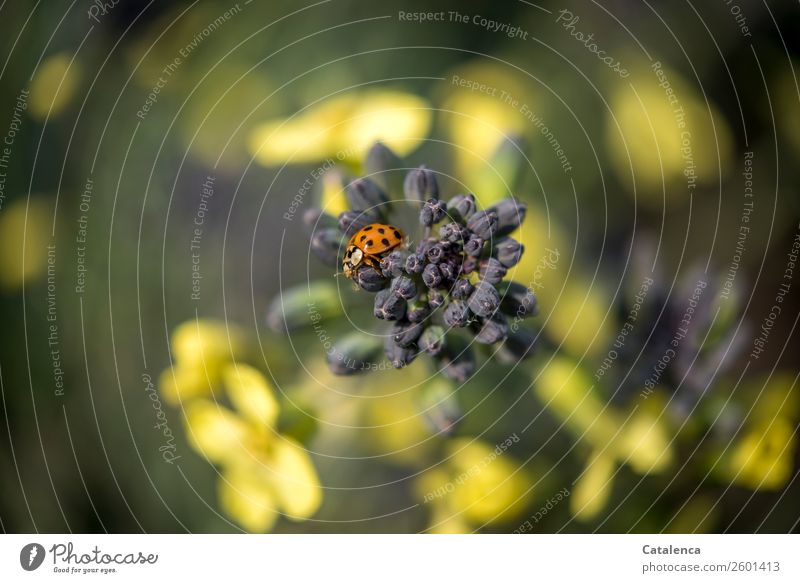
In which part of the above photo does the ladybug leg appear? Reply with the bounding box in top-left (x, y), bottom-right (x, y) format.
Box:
top-left (363, 255), bottom-right (382, 271)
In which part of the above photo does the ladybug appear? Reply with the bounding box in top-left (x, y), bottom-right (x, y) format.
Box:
top-left (342, 223), bottom-right (405, 279)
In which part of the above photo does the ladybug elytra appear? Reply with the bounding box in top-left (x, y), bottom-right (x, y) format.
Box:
top-left (342, 223), bottom-right (405, 279)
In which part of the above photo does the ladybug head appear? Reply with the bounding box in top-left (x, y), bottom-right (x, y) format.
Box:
top-left (342, 245), bottom-right (364, 279)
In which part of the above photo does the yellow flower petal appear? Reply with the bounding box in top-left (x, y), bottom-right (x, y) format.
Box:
top-left (616, 408), bottom-right (674, 474)
top-left (0, 197), bottom-right (51, 290)
top-left (249, 117), bottom-right (337, 166)
top-left (605, 63), bottom-right (733, 201)
top-left (171, 319), bottom-right (241, 376)
top-left (222, 363), bottom-right (279, 429)
top-left (545, 279), bottom-right (613, 358)
top-left (571, 450), bottom-right (616, 521)
top-left (248, 90), bottom-right (430, 166)
top-left (427, 505), bottom-right (472, 534)
top-left (29, 52), bottom-right (81, 120)
top-left (183, 400), bottom-right (251, 463)
top-left (159, 365), bottom-right (213, 405)
top-left (218, 468), bottom-right (278, 533)
top-left (267, 437), bottom-right (322, 520)
top-left (444, 438), bottom-right (532, 525)
top-left (320, 170), bottom-right (348, 217)
top-left (729, 418), bottom-right (796, 490)
top-left (342, 91), bottom-right (431, 157)
top-left (535, 357), bottom-right (619, 448)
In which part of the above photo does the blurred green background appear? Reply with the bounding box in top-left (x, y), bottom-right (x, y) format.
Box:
top-left (1, 0), bottom-right (799, 533)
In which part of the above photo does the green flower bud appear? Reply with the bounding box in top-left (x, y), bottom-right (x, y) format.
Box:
top-left (418, 378), bottom-right (461, 435)
top-left (419, 325), bottom-right (446, 355)
top-left (267, 281), bottom-right (341, 333)
top-left (327, 333), bottom-right (382, 375)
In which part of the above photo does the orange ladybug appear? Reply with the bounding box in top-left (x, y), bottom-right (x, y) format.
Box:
top-left (343, 223), bottom-right (405, 279)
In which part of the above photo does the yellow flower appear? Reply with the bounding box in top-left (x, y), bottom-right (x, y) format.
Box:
top-left (248, 90), bottom-right (431, 166)
top-left (571, 449), bottom-right (615, 521)
top-left (362, 367), bottom-right (438, 466)
top-left (159, 319), bottom-right (245, 405)
top-left (605, 61), bottom-right (733, 202)
top-left (725, 418), bottom-right (796, 491)
top-left (440, 61), bottom-right (532, 200)
top-left (416, 437), bottom-right (532, 530)
top-left (184, 363), bottom-right (322, 532)
top-left (29, 52), bottom-right (81, 120)
top-left (715, 372), bottom-right (799, 491)
top-left (0, 197), bottom-right (51, 290)
top-left (535, 356), bottom-right (675, 520)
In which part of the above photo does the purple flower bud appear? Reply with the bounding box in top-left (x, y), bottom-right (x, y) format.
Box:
top-left (404, 166), bottom-right (439, 202)
top-left (426, 243), bottom-right (446, 264)
top-left (422, 263), bottom-right (443, 289)
top-left (490, 198), bottom-right (527, 236)
top-left (461, 257), bottom-right (478, 275)
top-left (467, 210), bottom-right (499, 240)
top-left (496, 328), bottom-right (537, 364)
top-left (392, 321), bottom-right (424, 348)
top-left (327, 333), bottom-right (382, 375)
top-left (438, 260), bottom-right (458, 281)
top-left (407, 301), bottom-right (431, 323)
top-left (464, 235), bottom-right (484, 256)
top-left (310, 229), bottom-right (342, 267)
top-left (499, 282), bottom-right (538, 318)
top-left (415, 238), bottom-right (437, 255)
top-left (338, 209), bottom-right (378, 237)
top-left (428, 291), bottom-right (445, 309)
top-left (479, 258), bottom-right (507, 285)
top-left (422, 198), bottom-right (447, 225)
top-left (374, 289), bottom-right (406, 320)
top-left (419, 325), bottom-right (445, 356)
top-left (439, 222), bottom-right (469, 243)
top-left (303, 208), bottom-right (337, 233)
top-left (391, 275), bottom-right (417, 300)
top-left (384, 335), bottom-right (418, 368)
top-left (346, 177), bottom-right (388, 211)
top-left (447, 193), bottom-right (477, 223)
top-left (451, 278), bottom-right (474, 300)
top-left (474, 313), bottom-right (509, 344)
top-left (467, 281), bottom-right (500, 317)
top-left (379, 251), bottom-right (407, 279)
top-left (354, 266), bottom-right (389, 292)
top-left (493, 237), bottom-right (524, 268)
top-left (443, 300), bottom-right (471, 327)
top-left (419, 205), bottom-right (434, 227)
top-left (437, 342), bottom-right (475, 382)
top-left (365, 142), bottom-right (402, 192)
top-left (405, 253), bottom-right (425, 274)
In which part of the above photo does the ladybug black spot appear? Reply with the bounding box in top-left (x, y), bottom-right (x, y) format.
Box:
top-left (363, 225), bottom-right (373, 231)
top-left (381, 238), bottom-right (390, 246)
top-left (393, 230), bottom-right (401, 239)
top-left (378, 227), bottom-right (385, 234)
top-left (365, 240), bottom-right (373, 247)
top-left (360, 235), bottom-right (367, 242)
